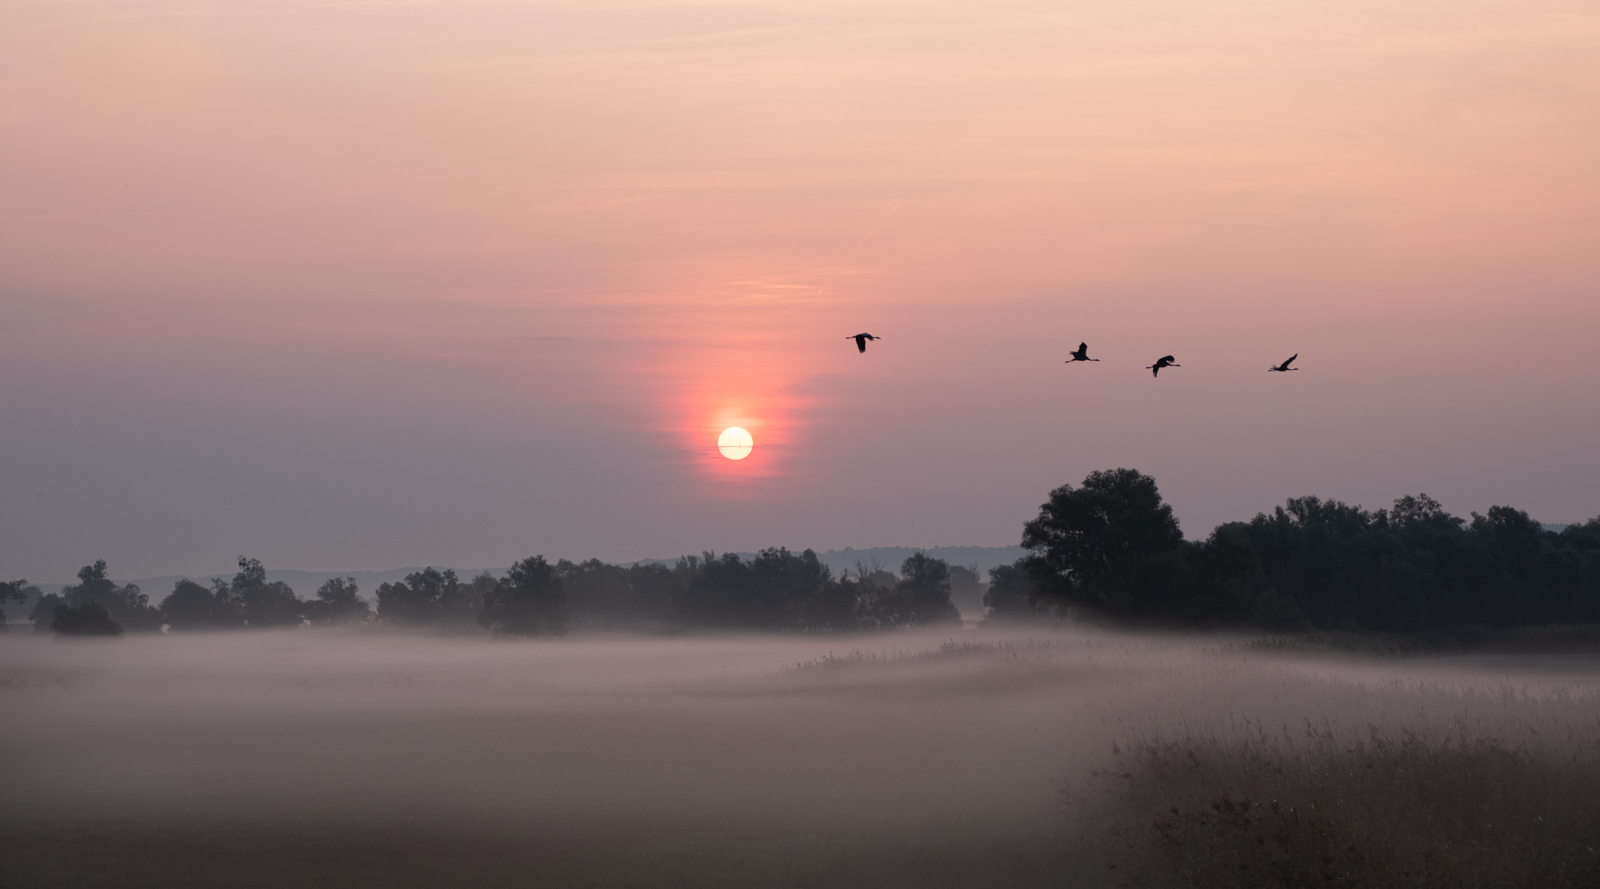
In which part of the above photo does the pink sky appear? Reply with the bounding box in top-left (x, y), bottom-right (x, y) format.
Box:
top-left (3, 0), bottom-right (1598, 581)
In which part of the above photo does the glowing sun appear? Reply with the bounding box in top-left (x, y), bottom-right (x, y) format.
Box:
top-left (717, 426), bottom-right (753, 460)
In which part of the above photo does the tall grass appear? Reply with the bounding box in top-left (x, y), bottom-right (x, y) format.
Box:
top-left (1093, 721), bottom-right (1600, 888)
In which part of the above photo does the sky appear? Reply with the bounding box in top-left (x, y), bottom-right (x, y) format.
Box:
top-left (3, 0), bottom-right (1598, 583)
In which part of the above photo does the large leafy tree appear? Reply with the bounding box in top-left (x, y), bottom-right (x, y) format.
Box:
top-left (982, 559), bottom-right (1036, 620)
top-left (376, 568), bottom-right (482, 627)
top-left (305, 577), bottom-right (373, 625)
top-left (159, 579), bottom-right (244, 630)
top-left (887, 553), bottom-right (963, 627)
top-left (229, 557), bottom-right (305, 627)
top-left (1021, 468), bottom-right (1187, 618)
top-left (0, 579), bottom-right (35, 632)
top-left (32, 560), bottom-right (162, 632)
top-left (480, 556), bottom-right (568, 635)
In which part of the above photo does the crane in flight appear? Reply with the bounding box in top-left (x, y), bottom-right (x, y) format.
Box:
top-left (1268, 354), bottom-right (1299, 372)
top-left (1146, 355), bottom-right (1180, 377)
top-left (1064, 342), bottom-right (1100, 363)
top-left (847, 333), bottom-right (882, 353)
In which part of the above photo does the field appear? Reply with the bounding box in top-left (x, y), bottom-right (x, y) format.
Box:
top-left (3, 627), bottom-right (1599, 887)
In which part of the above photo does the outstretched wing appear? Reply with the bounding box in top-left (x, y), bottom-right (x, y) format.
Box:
top-left (1284, 353), bottom-right (1297, 368)
top-left (1078, 342), bottom-right (1087, 352)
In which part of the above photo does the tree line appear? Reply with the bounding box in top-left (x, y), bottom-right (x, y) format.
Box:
top-left (2, 549), bottom-right (964, 637)
top-left (6, 468), bottom-right (1595, 637)
top-left (990, 468), bottom-right (1600, 631)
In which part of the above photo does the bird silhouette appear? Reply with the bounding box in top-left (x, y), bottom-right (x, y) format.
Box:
top-left (1065, 342), bottom-right (1100, 363)
top-left (1146, 355), bottom-right (1180, 377)
top-left (1269, 354), bottom-right (1299, 372)
top-left (847, 333), bottom-right (881, 353)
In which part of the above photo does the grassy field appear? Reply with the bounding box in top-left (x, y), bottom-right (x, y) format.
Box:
top-left (3, 627), bottom-right (1598, 887)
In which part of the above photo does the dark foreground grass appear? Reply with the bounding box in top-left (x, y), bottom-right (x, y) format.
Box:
top-left (1092, 726), bottom-right (1600, 888)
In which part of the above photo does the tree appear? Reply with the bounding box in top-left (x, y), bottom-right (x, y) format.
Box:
top-left (159, 579), bottom-right (242, 630)
top-left (480, 556), bottom-right (568, 635)
top-left (44, 560), bottom-right (162, 632)
top-left (779, 549), bottom-right (859, 633)
top-left (460, 573), bottom-right (498, 625)
top-left (376, 568), bottom-right (476, 627)
top-left (1469, 506), bottom-right (1561, 626)
top-left (666, 549), bottom-right (868, 632)
top-left (227, 557), bottom-right (305, 627)
top-left (28, 592), bottom-right (63, 632)
top-left (0, 579), bottom-right (34, 632)
top-left (624, 562), bottom-right (682, 627)
top-left (870, 553), bottom-right (962, 627)
top-left (982, 559), bottom-right (1035, 620)
top-left (1021, 469), bottom-right (1186, 618)
top-left (559, 558), bottom-right (673, 629)
top-left (304, 577), bottom-right (373, 625)
top-left (1188, 522), bottom-right (1304, 629)
top-left (51, 602), bottom-right (123, 636)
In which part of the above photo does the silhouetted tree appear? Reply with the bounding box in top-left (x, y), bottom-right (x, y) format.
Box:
top-left (461, 573), bottom-right (498, 624)
top-left (28, 592), bottom-right (62, 632)
top-left (673, 552), bottom-right (759, 628)
top-left (624, 562), bottom-right (683, 625)
top-left (866, 553), bottom-right (962, 627)
top-left (1022, 469), bottom-right (1188, 619)
top-left (376, 568), bottom-right (478, 627)
top-left (668, 548), bottom-right (858, 632)
top-left (1569, 519), bottom-right (1600, 623)
top-left (559, 558), bottom-right (674, 629)
top-left (35, 561), bottom-right (162, 632)
top-left (480, 556), bottom-right (568, 635)
top-left (303, 577), bottom-right (373, 625)
top-left (1189, 522), bottom-right (1305, 629)
top-left (770, 549), bottom-right (855, 632)
top-left (226, 557), bottom-right (305, 627)
top-left (51, 602), bottom-right (123, 636)
top-left (1129, 483), bottom-right (1600, 632)
top-left (159, 578), bottom-right (243, 630)
top-left (1470, 506), bottom-right (1562, 626)
top-left (982, 559), bottom-right (1036, 620)
top-left (0, 579), bottom-right (34, 632)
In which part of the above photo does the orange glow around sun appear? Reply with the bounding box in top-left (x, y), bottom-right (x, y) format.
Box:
top-left (659, 336), bottom-right (811, 486)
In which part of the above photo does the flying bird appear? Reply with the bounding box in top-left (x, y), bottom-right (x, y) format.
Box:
top-left (1146, 355), bottom-right (1180, 377)
top-left (1065, 342), bottom-right (1100, 363)
top-left (847, 333), bottom-right (882, 353)
top-left (1269, 354), bottom-right (1299, 372)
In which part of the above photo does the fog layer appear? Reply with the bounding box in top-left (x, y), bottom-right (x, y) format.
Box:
top-left (4, 629), bottom-right (1598, 886)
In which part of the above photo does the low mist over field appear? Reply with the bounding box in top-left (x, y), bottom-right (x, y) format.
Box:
top-left (5, 627), bottom-right (1600, 887)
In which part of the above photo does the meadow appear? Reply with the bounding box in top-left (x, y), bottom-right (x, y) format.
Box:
top-left (3, 627), bottom-right (1598, 887)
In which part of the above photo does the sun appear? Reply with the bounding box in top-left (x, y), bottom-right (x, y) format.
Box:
top-left (717, 426), bottom-right (753, 460)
